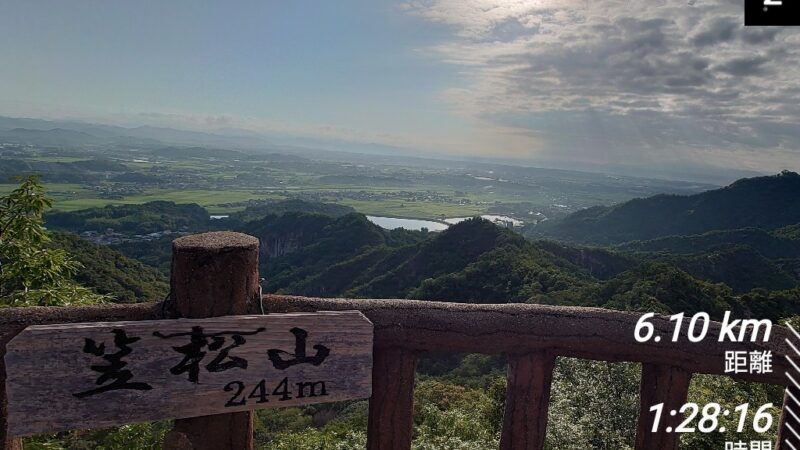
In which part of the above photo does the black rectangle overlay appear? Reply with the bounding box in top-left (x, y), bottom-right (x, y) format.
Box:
top-left (745, 0), bottom-right (800, 26)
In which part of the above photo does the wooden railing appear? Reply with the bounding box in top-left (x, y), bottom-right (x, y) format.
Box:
top-left (265, 295), bottom-right (793, 450)
top-left (0, 231), bottom-right (794, 450)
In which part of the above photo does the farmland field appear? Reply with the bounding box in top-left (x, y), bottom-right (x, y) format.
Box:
top-left (0, 145), bottom-right (716, 222)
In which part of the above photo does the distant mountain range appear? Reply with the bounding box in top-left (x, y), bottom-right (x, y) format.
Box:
top-left (0, 116), bottom-right (270, 149)
top-left (0, 115), bottom-right (436, 162)
top-left (529, 171), bottom-right (800, 245)
top-left (521, 171), bottom-right (800, 293)
top-left (0, 115), bottom-right (772, 183)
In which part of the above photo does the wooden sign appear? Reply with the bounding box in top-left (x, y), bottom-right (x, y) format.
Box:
top-left (4, 311), bottom-right (373, 437)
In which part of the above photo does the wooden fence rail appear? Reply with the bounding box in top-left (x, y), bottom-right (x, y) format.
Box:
top-left (0, 231), bottom-right (793, 450)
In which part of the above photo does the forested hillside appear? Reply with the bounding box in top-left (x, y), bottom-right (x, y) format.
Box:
top-left (239, 211), bottom-right (798, 320)
top-left (616, 227), bottom-right (800, 257)
top-left (21, 174), bottom-right (800, 449)
top-left (0, 157), bottom-right (130, 183)
top-left (250, 214), bottom-right (587, 301)
top-left (530, 171), bottom-right (800, 244)
top-left (519, 171), bottom-right (800, 296)
top-left (44, 189), bottom-right (799, 318)
top-left (46, 201), bottom-right (211, 234)
top-left (229, 199), bottom-right (355, 223)
top-left (48, 232), bottom-right (169, 302)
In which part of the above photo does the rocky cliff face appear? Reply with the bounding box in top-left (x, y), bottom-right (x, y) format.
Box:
top-left (260, 233), bottom-right (303, 259)
top-left (242, 211), bottom-right (335, 261)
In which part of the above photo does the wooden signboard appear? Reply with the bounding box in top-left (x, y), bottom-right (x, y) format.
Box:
top-left (4, 311), bottom-right (373, 437)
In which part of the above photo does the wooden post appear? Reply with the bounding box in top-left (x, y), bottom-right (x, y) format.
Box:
top-left (777, 386), bottom-right (800, 449)
top-left (500, 352), bottom-right (556, 450)
top-left (367, 347), bottom-right (417, 450)
top-left (634, 364), bottom-right (692, 450)
top-left (0, 329), bottom-right (24, 450)
top-left (165, 232), bottom-right (261, 450)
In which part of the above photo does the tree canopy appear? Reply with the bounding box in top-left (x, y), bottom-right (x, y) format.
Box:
top-left (0, 176), bottom-right (107, 306)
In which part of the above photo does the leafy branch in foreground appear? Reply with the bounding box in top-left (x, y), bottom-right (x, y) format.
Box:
top-left (0, 175), bottom-right (108, 306)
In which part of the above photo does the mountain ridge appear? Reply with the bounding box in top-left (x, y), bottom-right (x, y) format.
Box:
top-left (529, 171), bottom-right (800, 244)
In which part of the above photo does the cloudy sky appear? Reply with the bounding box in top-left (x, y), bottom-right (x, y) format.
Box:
top-left (1, 0), bottom-right (798, 180)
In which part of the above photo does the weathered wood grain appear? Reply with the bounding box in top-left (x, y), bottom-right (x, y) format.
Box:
top-left (0, 301), bottom-right (161, 449)
top-left (0, 293), bottom-right (791, 446)
top-left (4, 313), bottom-right (373, 437)
top-left (634, 364), bottom-right (692, 450)
top-left (0, 295), bottom-right (790, 385)
top-left (263, 295), bottom-right (791, 385)
top-left (500, 352), bottom-right (555, 450)
top-left (0, 326), bottom-right (23, 450)
top-left (167, 230), bottom-right (261, 450)
top-left (367, 347), bottom-right (417, 450)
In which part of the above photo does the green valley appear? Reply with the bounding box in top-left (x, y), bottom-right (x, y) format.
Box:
top-left (6, 164), bottom-right (799, 450)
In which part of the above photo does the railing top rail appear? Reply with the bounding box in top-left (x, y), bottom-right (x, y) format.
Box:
top-left (0, 302), bottom-right (158, 330)
top-left (263, 295), bottom-right (790, 385)
top-left (0, 295), bottom-right (789, 385)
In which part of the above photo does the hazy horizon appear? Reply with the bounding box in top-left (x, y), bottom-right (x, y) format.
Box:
top-left (2, 1), bottom-right (798, 183)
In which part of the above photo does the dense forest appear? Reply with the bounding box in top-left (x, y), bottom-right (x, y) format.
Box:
top-left (527, 171), bottom-right (800, 244)
top-left (5, 172), bottom-right (799, 449)
top-left (48, 232), bottom-right (168, 303)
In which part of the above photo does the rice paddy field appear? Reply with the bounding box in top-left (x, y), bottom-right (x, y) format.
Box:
top-left (0, 145), bottom-right (715, 221)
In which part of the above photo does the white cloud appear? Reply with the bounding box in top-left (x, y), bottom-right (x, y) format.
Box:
top-left (403, 0), bottom-right (800, 176)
